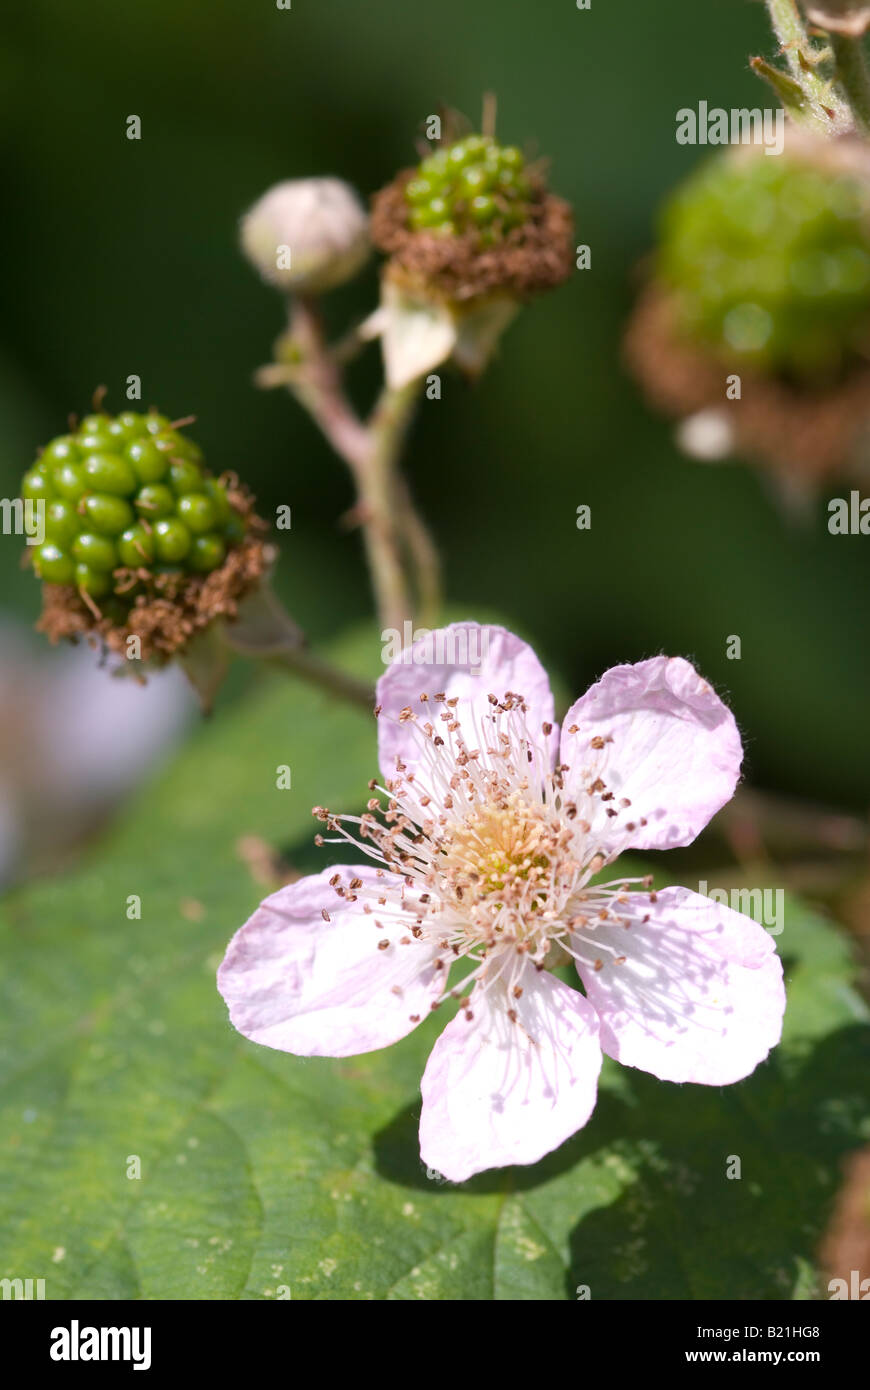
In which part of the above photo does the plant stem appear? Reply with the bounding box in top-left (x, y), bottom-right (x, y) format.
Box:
top-left (762, 0), bottom-right (853, 127)
top-left (267, 645), bottom-right (374, 710)
top-left (279, 296), bottom-right (441, 635)
top-left (765, 0), bottom-right (811, 82)
top-left (831, 32), bottom-right (870, 130)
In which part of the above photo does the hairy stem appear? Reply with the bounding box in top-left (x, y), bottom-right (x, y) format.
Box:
top-left (762, 0), bottom-right (853, 127)
top-left (831, 31), bottom-right (870, 129)
top-left (765, 0), bottom-right (812, 81)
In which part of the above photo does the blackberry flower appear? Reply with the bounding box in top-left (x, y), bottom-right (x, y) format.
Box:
top-left (218, 623), bottom-right (784, 1182)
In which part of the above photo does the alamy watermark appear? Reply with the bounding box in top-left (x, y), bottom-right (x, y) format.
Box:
top-left (676, 103), bottom-right (784, 157)
top-left (698, 882), bottom-right (784, 936)
top-left (381, 622), bottom-right (490, 676)
top-left (0, 497), bottom-right (44, 546)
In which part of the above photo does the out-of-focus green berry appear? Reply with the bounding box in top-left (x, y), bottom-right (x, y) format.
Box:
top-left (83, 452), bottom-right (137, 496)
top-left (155, 428), bottom-right (203, 464)
top-left (72, 532), bottom-right (118, 571)
top-left (35, 544), bottom-right (75, 585)
top-left (118, 524), bottom-right (156, 567)
top-left (135, 484), bottom-right (175, 518)
top-left (404, 133), bottom-right (533, 242)
top-left (126, 438), bottom-right (169, 484)
top-left (114, 411), bottom-right (148, 441)
top-left (22, 409), bottom-right (249, 611)
top-left (83, 493), bottom-right (135, 536)
top-left (177, 493), bottom-right (217, 534)
top-left (205, 478), bottom-right (233, 524)
top-left (79, 413), bottom-right (108, 435)
top-left (54, 463), bottom-right (88, 502)
top-left (153, 517), bottom-right (192, 562)
top-left (659, 149), bottom-right (870, 380)
top-left (45, 500), bottom-right (81, 547)
top-left (169, 460), bottom-right (206, 494)
top-left (188, 533), bottom-right (226, 572)
top-left (41, 436), bottom-right (80, 467)
top-left (22, 469), bottom-right (55, 504)
top-left (74, 562), bottom-right (112, 598)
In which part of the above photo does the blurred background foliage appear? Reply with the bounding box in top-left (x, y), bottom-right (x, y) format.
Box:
top-left (0, 0), bottom-right (868, 816)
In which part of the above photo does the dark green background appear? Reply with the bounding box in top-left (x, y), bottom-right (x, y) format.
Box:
top-left (1, 0), bottom-right (866, 808)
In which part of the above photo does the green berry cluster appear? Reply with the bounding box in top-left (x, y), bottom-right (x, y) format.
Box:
top-left (659, 153), bottom-right (870, 381)
top-left (404, 135), bottom-right (532, 243)
top-left (22, 411), bottom-right (245, 600)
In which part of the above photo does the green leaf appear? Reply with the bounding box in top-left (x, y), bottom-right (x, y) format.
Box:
top-left (0, 628), bottom-right (868, 1300)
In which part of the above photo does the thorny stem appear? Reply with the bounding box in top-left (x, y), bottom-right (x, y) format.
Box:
top-left (831, 32), bottom-right (870, 130)
top-left (273, 296), bottom-right (441, 635)
top-left (762, 0), bottom-right (852, 127)
top-left (766, 0), bottom-right (814, 78)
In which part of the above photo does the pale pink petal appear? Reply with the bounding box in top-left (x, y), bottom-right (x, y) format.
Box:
top-left (376, 622), bottom-right (557, 792)
top-left (217, 866), bottom-right (443, 1057)
top-left (419, 960), bottom-right (602, 1182)
top-left (575, 886), bottom-right (785, 1085)
top-left (560, 656), bottom-right (742, 852)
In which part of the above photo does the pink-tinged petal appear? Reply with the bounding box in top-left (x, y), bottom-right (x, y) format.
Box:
top-left (575, 886), bottom-right (785, 1086)
top-left (560, 656), bottom-right (742, 852)
top-left (419, 961), bottom-right (602, 1182)
top-left (217, 866), bottom-right (443, 1057)
top-left (376, 623), bottom-right (557, 790)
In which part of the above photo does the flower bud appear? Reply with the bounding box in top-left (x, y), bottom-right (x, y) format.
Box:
top-left (240, 178), bottom-right (371, 294)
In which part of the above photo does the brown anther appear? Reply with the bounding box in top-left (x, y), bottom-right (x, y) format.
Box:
top-left (513, 985), bottom-right (523, 999)
top-left (507, 1009), bottom-right (518, 1023)
top-left (593, 958), bottom-right (603, 972)
top-left (378, 939), bottom-right (390, 950)
top-left (321, 909), bottom-right (331, 922)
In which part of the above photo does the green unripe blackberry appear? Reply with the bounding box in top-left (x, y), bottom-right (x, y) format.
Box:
top-left (403, 134), bottom-right (533, 243)
top-left (74, 562), bottom-right (111, 598)
top-left (658, 149), bottom-right (870, 381)
top-left (126, 438), bottom-right (168, 484)
top-left (22, 469), bottom-right (55, 504)
top-left (82, 452), bottom-right (137, 495)
top-left (45, 500), bottom-right (81, 547)
top-left (83, 493), bottom-right (135, 536)
top-left (153, 517), bottom-right (191, 562)
top-left (169, 459), bottom-right (206, 494)
top-left (117, 524), bottom-right (156, 567)
top-left (189, 533), bottom-right (226, 571)
top-left (54, 463), bottom-right (87, 500)
top-left (35, 543), bottom-right (75, 585)
top-left (177, 493), bottom-right (217, 533)
top-left (72, 532), bottom-right (118, 571)
top-left (23, 408), bottom-right (251, 610)
top-left (135, 484), bottom-right (175, 518)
